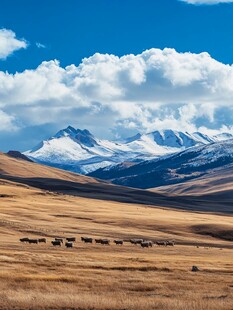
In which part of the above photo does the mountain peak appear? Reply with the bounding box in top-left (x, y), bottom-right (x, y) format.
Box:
top-left (76, 128), bottom-right (93, 137)
top-left (66, 125), bottom-right (77, 132)
top-left (54, 126), bottom-right (77, 138)
top-left (54, 126), bottom-right (94, 139)
top-left (51, 126), bottom-right (97, 148)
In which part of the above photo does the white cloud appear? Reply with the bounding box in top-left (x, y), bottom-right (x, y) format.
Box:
top-left (36, 42), bottom-right (46, 49)
top-left (1, 48), bottom-right (233, 137)
top-left (0, 29), bottom-right (27, 59)
top-left (0, 110), bottom-right (17, 131)
top-left (180, 0), bottom-right (233, 5)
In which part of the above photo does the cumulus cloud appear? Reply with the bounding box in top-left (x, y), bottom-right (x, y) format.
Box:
top-left (0, 29), bottom-right (27, 59)
top-left (0, 48), bottom-right (233, 139)
top-left (180, 0), bottom-right (233, 5)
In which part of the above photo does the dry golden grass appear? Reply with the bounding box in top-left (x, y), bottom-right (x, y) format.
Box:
top-left (0, 177), bottom-right (233, 310)
top-left (0, 152), bottom-right (99, 184)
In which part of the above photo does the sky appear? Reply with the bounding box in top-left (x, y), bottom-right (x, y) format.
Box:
top-left (1, 0), bottom-right (233, 151)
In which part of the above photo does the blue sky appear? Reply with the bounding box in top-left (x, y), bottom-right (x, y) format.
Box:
top-left (1, 0), bottom-right (233, 151)
top-left (2, 0), bottom-right (233, 71)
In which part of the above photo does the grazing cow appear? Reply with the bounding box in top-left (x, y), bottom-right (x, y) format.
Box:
top-left (38, 238), bottom-right (46, 243)
top-left (166, 240), bottom-right (175, 246)
top-left (65, 242), bottom-right (73, 248)
top-left (130, 239), bottom-right (137, 244)
top-left (141, 241), bottom-right (153, 248)
top-left (156, 241), bottom-right (167, 246)
top-left (66, 237), bottom-right (76, 242)
top-left (81, 237), bottom-right (93, 243)
top-left (141, 242), bottom-right (149, 248)
top-left (95, 239), bottom-right (102, 244)
top-left (100, 239), bottom-right (110, 245)
top-left (148, 241), bottom-right (153, 247)
top-left (130, 239), bottom-right (143, 245)
top-left (55, 238), bottom-right (63, 243)
top-left (20, 237), bottom-right (29, 243)
top-left (51, 240), bottom-right (61, 246)
top-left (114, 240), bottom-right (123, 245)
top-left (28, 239), bottom-right (38, 244)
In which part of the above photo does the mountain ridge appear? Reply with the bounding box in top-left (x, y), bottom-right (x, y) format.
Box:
top-left (24, 126), bottom-right (233, 174)
top-left (89, 139), bottom-right (233, 189)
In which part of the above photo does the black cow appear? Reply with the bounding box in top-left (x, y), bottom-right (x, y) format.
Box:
top-left (55, 238), bottom-right (63, 243)
top-left (65, 242), bottom-right (73, 248)
top-left (38, 238), bottom-right (46, 243)
top-left (20, 237), bottom-right (29, 243)
top-left (28, 239), bottom-right (38, 244)
top-left (66, 237), bottom-right (76, 242)
top-left (130, 239), bottom-right (143, 245)
top-left (100, 239), bottom-right (110, 245)
top-left (156, 241), bottom-right (167, 246)
top-left (81, 237), bottom-right (93, 243)
top-left (95, 239), bottom-right (102, 244)
top-left (51, 240), bottom-right (62, 246)
top-left (114, 240), bottom-right (123, 245)
top-left (141, 241), bottom-right (153, 248)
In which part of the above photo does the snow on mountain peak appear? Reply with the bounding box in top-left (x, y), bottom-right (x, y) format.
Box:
top-left (24, 127), bottom-right (233, 174)
top-left (53, 126), bottom-right (97, 147)
top-left (54, 126), bottom-right (77, 138)
top-left (213, 132), bottom-right (233, 141)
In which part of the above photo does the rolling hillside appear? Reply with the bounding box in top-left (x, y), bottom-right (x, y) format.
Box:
top-left (154, 163), bottom-right (233, 196)
top-left (1, 151), bottom-right (233, 213)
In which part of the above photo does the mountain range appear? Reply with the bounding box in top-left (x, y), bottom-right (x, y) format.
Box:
top-left (89, 139), bottom-right (233, 189)
top-left (24, 126), bottom-right (233, 176)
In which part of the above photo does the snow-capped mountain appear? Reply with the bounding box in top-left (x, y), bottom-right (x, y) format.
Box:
top-left (24, 126), bottom-right (130, 174)
top-left (89, 139), bottom-right (233, 189)
top-left (24, 126), bottom-right (233, 174)
top-left (123, 130), bottom-right (218, 155)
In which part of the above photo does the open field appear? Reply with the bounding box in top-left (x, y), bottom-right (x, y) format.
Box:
top-left (0, 176), bottom-right (233, 310)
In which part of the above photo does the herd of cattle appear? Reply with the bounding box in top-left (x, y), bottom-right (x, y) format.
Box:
top-left (19, 236), bottom-right (175, 248)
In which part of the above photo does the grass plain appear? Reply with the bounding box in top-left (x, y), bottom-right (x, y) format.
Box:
top-left (0, 153), bottom-right (233, 309)
top-left (0, 176), bottom-right (233, 310)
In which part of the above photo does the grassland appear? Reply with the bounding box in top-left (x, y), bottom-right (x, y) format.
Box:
top-left (0, 178), bottom-right (233, 310)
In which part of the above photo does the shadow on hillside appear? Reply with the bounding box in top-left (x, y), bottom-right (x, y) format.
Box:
top-left (1, 175), bottom-right (233, 214)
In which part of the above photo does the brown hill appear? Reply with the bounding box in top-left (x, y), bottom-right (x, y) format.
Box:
top-left (0, 152), bottom-right (100, 184)
top-left (6, 150), bottom-right (34, 162)
top-left (0, 152), bottom-right (233, 213)
top-left (0, 152), bottom-right (167, 206)
top-left (154, 164), bottom-right (233, 197)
